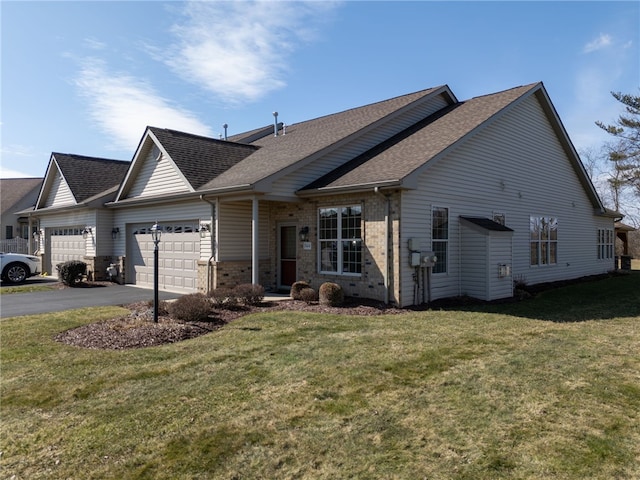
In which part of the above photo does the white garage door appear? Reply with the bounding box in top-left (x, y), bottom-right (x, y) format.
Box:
top-left (49, 227), bottom-right (85, 278)
top-left (129, 222), bottom-right (200, 293)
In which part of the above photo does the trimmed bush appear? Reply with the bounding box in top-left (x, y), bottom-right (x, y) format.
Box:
top-left (299, 287), bottom-right (318, 304)
top-left (290, 281), bottom-right (311, 300)
top-left (319, 282), bottom-right (344, 307)
top-left (56, 260), bottom-right (87, 287)
top-left (168, 293), bottom-right (212, 322)
top-left (208, 287), bottom-right (238, 308)
top-left (234, 283), bottom-right (265, 306)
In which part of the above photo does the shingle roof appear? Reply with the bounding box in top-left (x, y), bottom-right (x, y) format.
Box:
top-left (148, 128), bottom-right (259, 190)
top-left (0, 178), bottom-right (42, 215)
top-left (300, 83), bottom-right (540, 192)
top-left (200, 86), bottom-right (445, 191)
top-left (52, 153), bottom-right (130, 203)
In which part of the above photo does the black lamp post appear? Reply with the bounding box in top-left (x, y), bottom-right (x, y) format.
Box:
top-left (150, 222), bottom-right (162, 323)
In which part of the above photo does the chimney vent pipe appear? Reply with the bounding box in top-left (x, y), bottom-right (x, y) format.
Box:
top-left (273, 112), bottom-right (278, 137)
top-left (223, 123), bottom-right (228, 141)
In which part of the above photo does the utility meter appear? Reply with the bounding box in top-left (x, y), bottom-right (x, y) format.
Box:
top-left (421, 252), bottom-right (437, 267)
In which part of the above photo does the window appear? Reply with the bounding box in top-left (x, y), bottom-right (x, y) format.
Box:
top-left (432, 207), bottom-right (448, 274)
top-left (530, 216), bottom-right (557, 266)
top-left (5, 225), bottom-right (13, 240)
top-left (318, 205), bottom-right (362, 275)
top-left (597, 228), bottom-right (614, 260)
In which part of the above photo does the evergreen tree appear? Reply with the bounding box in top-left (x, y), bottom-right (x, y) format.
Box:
top-left (596, 91), bottom-right (640, 199)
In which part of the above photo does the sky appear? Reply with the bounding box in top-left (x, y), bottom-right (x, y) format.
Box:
top-left (1, 1), bottom-right (639, 181)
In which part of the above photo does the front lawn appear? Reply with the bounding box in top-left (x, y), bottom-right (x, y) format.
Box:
top-left (1, 273), bottom-right (639, 479)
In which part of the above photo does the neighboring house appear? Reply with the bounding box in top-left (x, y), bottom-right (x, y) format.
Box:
top-left (0, 178), bottom-right (42, 253)
top-left (30, 82), bottom-right (620, 306)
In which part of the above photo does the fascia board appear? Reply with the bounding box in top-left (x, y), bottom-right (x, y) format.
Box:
top-left (34, 154), bottom-right (56, 209)
top-left (533, 86), bottom-right (606, 212)
top-left (115, 128), bottom-right (151, 202)
top-left (147, 129), bottom-right (196, 193)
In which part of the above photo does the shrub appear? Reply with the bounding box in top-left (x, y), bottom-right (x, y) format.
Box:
top-left (146, 299), bottom-right (170, 316)
top-left (234, 283), bottom-right (265, 306)
top-left (290, 281), bottom-right (311, 300)
top-left (208, 287), bottom-right (238, 308)
top-left (319, 282), bottom-right (344, 307)
top-left (56, 260), bottom-right (87, 287)
top-left (168, 293), bottom-right (212, 322)
top-left (299, 287), bottom-right (318, 304)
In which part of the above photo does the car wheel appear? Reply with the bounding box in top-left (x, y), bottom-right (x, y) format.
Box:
top-left (3, 262), bottom-right (28, 284)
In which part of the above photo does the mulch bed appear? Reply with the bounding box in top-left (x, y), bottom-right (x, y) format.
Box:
top-left (54, 294), bottom-right (409, 350)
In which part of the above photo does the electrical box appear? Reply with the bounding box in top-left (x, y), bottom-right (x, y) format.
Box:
top-left (408, 238), bottom-right (423, 251)
top-left (410, 252), bottom-right (421, 267)
top-left (421, 252), bottom-right (437, 267)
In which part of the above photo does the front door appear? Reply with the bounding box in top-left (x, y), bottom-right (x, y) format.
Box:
top-left (279, 225), bottom-right (297, 288)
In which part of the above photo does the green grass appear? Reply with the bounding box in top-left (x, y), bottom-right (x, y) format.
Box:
top-left (1, 273), bottom-right (639, 479)
top-left (0, 282), bottom-right (56, 294)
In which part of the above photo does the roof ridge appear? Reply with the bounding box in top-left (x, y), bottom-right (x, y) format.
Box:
top-left (466, 82), bottom-right (540, 101)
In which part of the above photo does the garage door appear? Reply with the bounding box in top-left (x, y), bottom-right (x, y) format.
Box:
top-left (129, 222), bottom-right (200, 293)
top-left (49, 227), bottom-right (85, 277)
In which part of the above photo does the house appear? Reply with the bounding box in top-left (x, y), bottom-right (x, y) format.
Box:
top-left (30, 82), bottom-right (619, 306)
top-left (0, 178), bottom-right (42, 253)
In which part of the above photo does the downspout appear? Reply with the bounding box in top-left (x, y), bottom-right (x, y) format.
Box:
top-left (252, 197), bottom-right (259, 285)
top-left (374, 186), bottom-right (390, 304)
top-left (200, 195), bottom-right (216, 292)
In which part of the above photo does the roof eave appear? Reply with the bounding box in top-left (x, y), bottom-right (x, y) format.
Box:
top-left (297, 180), bottom-right (403, 197)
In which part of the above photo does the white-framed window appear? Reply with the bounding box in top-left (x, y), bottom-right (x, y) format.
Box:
top-left (530, 216), bottom-right (558, 266)
top-left (432, 206), bottom-right (448, 274)
top-left (318, 205), bottom-right (362, 275)
top-left (597, 228), bottom-right (614, 260)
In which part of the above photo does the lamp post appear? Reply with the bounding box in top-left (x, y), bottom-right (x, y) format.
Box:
top-left (150, 222), bottom-right (162, 323)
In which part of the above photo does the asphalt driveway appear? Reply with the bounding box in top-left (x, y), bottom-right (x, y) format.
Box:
top-left (0, 278), bottom-right (181, 318)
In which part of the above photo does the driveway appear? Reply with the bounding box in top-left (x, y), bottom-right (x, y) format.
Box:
top-left (0, 278), bottom-right (182, 318)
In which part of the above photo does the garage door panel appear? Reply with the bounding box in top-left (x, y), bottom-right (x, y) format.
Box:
top-left (49, 229), bottom-right (85, 277)
top-left (129, 222), bottom-right (200, 294)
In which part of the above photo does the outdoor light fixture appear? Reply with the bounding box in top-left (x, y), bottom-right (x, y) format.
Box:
top-left (111, 227), bottom-right (120, 240)
top-left (32, 231), bottom-right (40, 242)
top-left (82, 226), bottom-right (92, 239)
top-left (198, 222), bottom-right (211, 238)
top-left (150, 222), bottom-right (162, 323)
top-left (299, 226), bottom-right (309, 242)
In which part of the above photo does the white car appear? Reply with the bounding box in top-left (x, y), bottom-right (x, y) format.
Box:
top-left (0, 252), bottom-right (41, 284)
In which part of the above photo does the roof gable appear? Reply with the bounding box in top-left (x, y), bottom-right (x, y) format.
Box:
top-left (300, 83), bottom-right (541, 193)
top-left (36, 153), bottom-right (129, 210)
top-left (116, 127), bottom-right (259, 201)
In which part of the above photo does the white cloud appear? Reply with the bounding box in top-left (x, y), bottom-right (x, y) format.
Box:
top-left (583, 33), bottom-right (612, 53)
top-left (162, 1), bottom-right (340, 105)
top-left (74, 58), bottom-right (215, 151)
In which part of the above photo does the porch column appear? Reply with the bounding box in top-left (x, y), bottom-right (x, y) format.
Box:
top-left (252, 197), bottom-right (259, 285)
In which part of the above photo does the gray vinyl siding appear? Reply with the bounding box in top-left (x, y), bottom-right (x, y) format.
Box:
top-left (269, 95), bottom-right (451, 196)
top-left (460, 227), bottom-right (488, 299)
top-left (44, 170), bottom-right (75, 207)
top-left (217, 201), bottom-right (269, 260)
top-left (399, 94), bottom-right (613, 306)
top-left (126, 147), bottom-right (191, 198)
